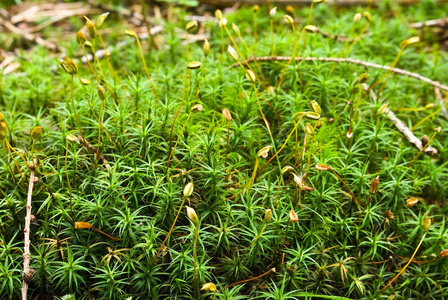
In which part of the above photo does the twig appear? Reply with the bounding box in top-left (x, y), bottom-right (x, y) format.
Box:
top-left (22, 159), bottom-right (37, 300)
top-left (434, 86), bottom-right (448, 118)
top-left (0, 51), bottom-right (20, 75)
top-left (367, 86), bottom-right (438, 156)
top-left (198, 0), bottom-right (448, 6)
top-left (11, 3), bottom-right (88, 23)
top-left (75, 134), bottom-right (112, 171)
top-left (236, 56), bottom-right (448, 92)
top-left (0, 18), bottom-right (63, 52)
top-left (409, 18), bottom-right (448, 29)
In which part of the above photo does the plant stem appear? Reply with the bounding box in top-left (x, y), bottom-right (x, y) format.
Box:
top-left (94, 99), bottom-right (104, 170)
top-left (303, 132), bottom-right (316, 179)
top-left (65, 138), bottom-right (74, 224)
top-left (270, 18), bottom-right (274, 56)
top-left (220, 26), bottom-right (224, 65)
top-left (273, 176), bottom-right (284, 207)
top-left (370, 47), bottom-right (405, 94)
top-left (225, 157), bottom-right (259, 202)
top-left (225, 26), bottom-right (267, 89)
top-left (282, 220), bottom-right (291, 246)
top-left (91, 40), bottom-right (107, 81)
top-left (141, 0), bottom-right (159, 50)
top-left (278, 24), bottom-right (301, 88)
top-left (379, 232), bottom-right (427, 294)
top-left (234, 30), bottom-right (267, 84)
top-left (91, 226), bottom-right (122, 241)
top-left (224, 121), bottom-right (230, 168)
top-left (241, 223), bottom-right (267, 260)
top-left (306, 2), bottom-right (315, 26)
top-left (253, 9), bottom-right (258, 52)
top-left (251, 83), bottom-right (282, 175)
top-left (167, 110), bottom-right (193, 170)
top-left (153, 196), bottom-right (187, 264)
top-left (353, 192), bottom-right (371, 224)
top-left (227, 267), bottom-right (276, 288)
top-left (82, 45), bottom-right (100, 83)
top-left (2, 140), bottom-right (16, 184)
top-left (330, 168), bottom-right (364, 207)
top-left (75, 75), bottom-right (120, 151)
top-left (194, 59), bottom-right (207, 100)
top-left (71, 75), bottom-right (83, 135)
top-left (193, 222), bottom-right (199, 297)
top-left (135, 35), bottom-right (157, 99)
top-left (411, 109), bottom-right (441, 131)
top-left (257, 114), bottom-right (305, 177)
top-left (168, 68), bottom-right (189, 169)
top-left (98, 33), bottom-right (116, 81)
top-left (5, 139), bottom-right (26, 186)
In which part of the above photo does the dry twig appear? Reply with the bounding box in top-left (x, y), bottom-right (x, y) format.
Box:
top-left (0, 50), bottom-right (20, 75)
top-left (409, 18), bottom-right (448, 29)
top-left (22, 160), bottom-right (37, 300)
top-left (237, 56), bottom-right (448, 92)
top-left (198, 0), bottom-right (448, 6)
top-left (367, 85), bottom-right (438, 156)
top-left (0, 18), bottom-right (63, 52)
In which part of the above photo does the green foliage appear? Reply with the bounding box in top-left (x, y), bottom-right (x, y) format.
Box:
top-left (0, 1), bottom-right (448, 299)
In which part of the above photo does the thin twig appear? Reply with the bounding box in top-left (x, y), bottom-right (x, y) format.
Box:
top-left (22, 159), bottom-right (37, 300)
top-left (0, 51), bottom-right (20, 75)
top-left (236, 56), bottom-right (448, 92)
top-left (0, 18), bottom-right (63, 52)
top-left (367, 86), bottom-right (438, 156)
top-left (409, 18), bottom-right (448, 29)
top-left (199, 0), bottom-right (448, 6)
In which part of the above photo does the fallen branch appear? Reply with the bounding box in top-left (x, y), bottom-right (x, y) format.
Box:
top-left (409, 18), bottom-right (448, 29)
top-left (0, 50), bottom-right (20, 75)
top-left (0, 18), bottom-right (63, 52)
top-left (22, 159), bottom-right (37, 300)
top-left (199, 0), bottom-right (448, 6)
top-left (11, 2), bottom-right (89, 23)
top-left (236, 56), bottom-right (448, 92)
top-left (366, 85), bottom-right (438, 156)
top-left (75, 134), bottom-right (112, 171)
top-left (384, 109), bottom-right (438, 155)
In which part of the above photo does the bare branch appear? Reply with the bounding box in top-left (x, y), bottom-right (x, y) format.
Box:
top-left (0, 18), bottom-right (63, 52)
top-left (366, 85), bottom-right (438, 156)
top-left (409, 18), bottom-right (448, 29)
top-left (236, 56), bottom-right (448, 92)
top-left (22, 160), bottom-right (37, 300)
top-left (198, 0), bottom-right (448, 6)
